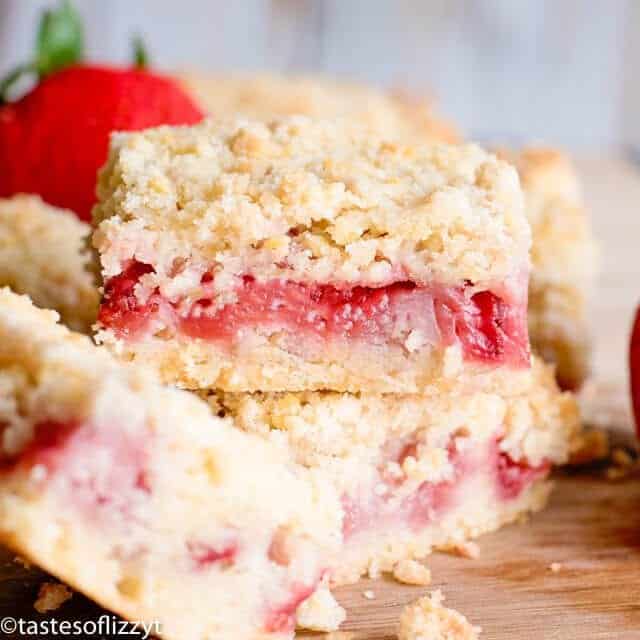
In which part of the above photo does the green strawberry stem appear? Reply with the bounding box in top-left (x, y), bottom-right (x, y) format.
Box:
top-left (133, 35), bottom-right (150, 69)
top-left (0, 0), bottom-right (83, 104)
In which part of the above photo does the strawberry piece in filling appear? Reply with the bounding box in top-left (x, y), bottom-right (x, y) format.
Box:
top-left (99, 262), bottom-right (530, 367)
top-left (341, 435), bottom-right (550, 541)
top-left (187, 540), bottom-right (238, 570)
top-left (492, 440), bottom-right (550, 501)
top-left (0, 419), bottom-right (151, 518)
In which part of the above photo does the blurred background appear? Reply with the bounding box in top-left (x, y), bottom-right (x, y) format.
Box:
top-left (1, 0), bottom-right (636, 150)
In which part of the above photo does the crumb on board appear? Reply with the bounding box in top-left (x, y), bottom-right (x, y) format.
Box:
top-left (605, 446), bottom-right (639, 480)
top-left (569, 428), bottom-right (610, 466)
top-left (393, 559), bottom-right (432, 586)
top-left (549, 562), bottom-right (563, 573)
top-left (296, 585), bottom-right (346, 632)
top-left (14, 555), bottom-right (31, 569)
top-left (363, 590), bottom-right (375, 600)
top-left (451, 541), bottom-right (480, 559)
top-left (611, 447), bottom-right (635, 468)
top-left (34, 582), bottom-right (73, 613)
top-left (398, 590), bottom-right (482, 640)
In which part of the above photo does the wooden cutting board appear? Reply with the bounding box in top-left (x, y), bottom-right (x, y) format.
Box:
top-left (0, 156), bottom-right (639, 638)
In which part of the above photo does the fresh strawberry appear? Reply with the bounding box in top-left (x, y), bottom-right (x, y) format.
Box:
top-left (0, 2), bottom-right (204, 221)
top-left (630, 305), bottom-right (640, 436)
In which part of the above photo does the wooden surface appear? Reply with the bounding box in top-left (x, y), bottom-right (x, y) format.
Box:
top-left (1, 156), bottom-right (639, 638)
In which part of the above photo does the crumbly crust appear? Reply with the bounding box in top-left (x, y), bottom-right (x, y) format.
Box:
top-left (498, 148), bottom-right (598, 388)
top-left (95, 329), bottom-right (531, 393)
top-left (0, 289), bottom-right (338, 640)
top-left (93, 117), bottom-right (529, 296)
top-left (398, 590), bottom-right (481, 640)
top-left (209, 356), bottom-right (580, 481)
top-left (178, 72), bottom-right (460, 144)
top-left (0, 195), bottom-right (98, 332)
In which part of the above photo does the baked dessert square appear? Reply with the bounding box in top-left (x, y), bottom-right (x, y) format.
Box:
top-left (205, 355), bottom-right (580, 585)
top-left (93, 117), bottom-right (532, 393)
top-left (0, 289), bottom-right (338, 640)
top-left (499, 148), bottom-right (598, 389)
top-left (178, 72), bottom-right (460, 145)
top-left (0, 195), bottom-right (98, 332)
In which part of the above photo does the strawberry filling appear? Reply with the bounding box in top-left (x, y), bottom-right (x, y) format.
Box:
top-left (99, 262), bottom-right (530, 367)
top-left (263, 582), bottom-right (320, 633)
top-left (187, 540), bottom-right (238, 570)
top-left (341, 435), bottom-right (550, 541)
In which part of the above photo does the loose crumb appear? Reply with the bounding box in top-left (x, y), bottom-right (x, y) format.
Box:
top-left (398, 590), bottom-right (482, 640)
top-left (393, 559), bottom-right (432, 586)
top-left (611, 447), bottom-right (635, 468)
top-left (569, 429), bottom-right (610, 466)
top-left (14, 555), bottom-right (31, 569)
top-left (296, 585), bottom-right (346, 632)
top-left (451, 541), bottom-right (480, 559)
top-left (605, 446), bottom-right (639, 480)
top-left (605, 466), bottom-right (630, 481)
top-left (34, 582), bottom-right (73, 613)
top-left (549, 562), bottom-right (563, 573)
top-left (363, 590), bottom-right (375, 600)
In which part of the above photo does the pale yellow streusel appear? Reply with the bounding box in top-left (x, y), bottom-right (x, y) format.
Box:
top-left (94, 117), bottom-right (529, 299)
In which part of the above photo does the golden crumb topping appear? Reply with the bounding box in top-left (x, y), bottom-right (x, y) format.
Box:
top-left (94, 118), bottom-right (529, 293)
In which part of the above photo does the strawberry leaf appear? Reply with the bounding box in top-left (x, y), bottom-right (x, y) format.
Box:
top-left (132, 35), bottom-right (150, 69)
top-left (0, 1), bottom-right (84, 104)
top-left (35, 0), bottom-right (84, 77)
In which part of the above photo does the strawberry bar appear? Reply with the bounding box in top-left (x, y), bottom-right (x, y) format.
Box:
top-left (93, 118), bottom-right (531, 392)
top-left (0, 195), bottom-right (98, 332)
top-left (0, 289), bottom-right (339, 640)
top-left (205, 356), bottom-right (580, 585)
top-left (498, 148), bottom-right (598, 390)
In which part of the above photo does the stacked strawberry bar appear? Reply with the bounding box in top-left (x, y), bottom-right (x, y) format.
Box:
top-left (0, 289), bottom-right (339, 640)
top-left (92, 117), bottom-right (580, 591)
top-left (93, 118), bottom-right (531, 393)
top-left (206, 356), bottom-right (579, 585)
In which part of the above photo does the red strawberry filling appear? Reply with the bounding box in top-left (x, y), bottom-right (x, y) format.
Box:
top-left (341, 434), bottom-right (550, 542)
top-left (263, 582), bottom-right (320, 633)
top-left (187, 540), bottom-right (238, 570)
top-left (0, 419), bottom-right (151, 518)
top-left (99, 262), bottom-right (530, 368)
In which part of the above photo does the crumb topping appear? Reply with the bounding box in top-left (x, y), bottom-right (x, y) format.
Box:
top-left (94, 117), bottom-right (529, 294)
